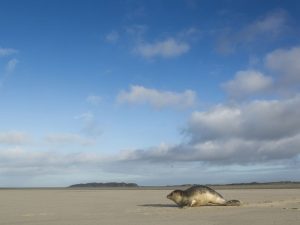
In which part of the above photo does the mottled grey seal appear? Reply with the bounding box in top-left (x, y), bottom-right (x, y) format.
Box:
top-left (167, 185), bottom-right (241, 207)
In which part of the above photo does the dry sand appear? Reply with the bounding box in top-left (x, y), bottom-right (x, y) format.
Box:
top-left (0, 188), bottom-right (299, 225)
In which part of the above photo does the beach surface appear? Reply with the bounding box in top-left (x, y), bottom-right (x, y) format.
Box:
top-left (0, 188), bottom-right (299, 225)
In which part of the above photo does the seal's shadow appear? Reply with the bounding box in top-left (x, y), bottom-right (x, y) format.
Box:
top-left (138, 203), bottom-right (177, 208)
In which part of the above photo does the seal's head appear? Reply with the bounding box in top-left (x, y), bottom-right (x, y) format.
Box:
top-left (167, 190), bottom-right (184, 205)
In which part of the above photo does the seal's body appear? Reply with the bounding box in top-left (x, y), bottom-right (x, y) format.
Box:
top-left (167, 185), bottom-right (240, 207)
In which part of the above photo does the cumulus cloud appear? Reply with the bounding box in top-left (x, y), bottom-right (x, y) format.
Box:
top-left (222, 70), bottom-right (273, 98)
top-left (118, 95), bottom-right (300, 164)
top-left (265, 46), bottom-right (300, 85)
top-left (45, 133), bottom-right (95, 146)
top-left (221, 45), bottom-right (300, 98)
top-left (117, 85), bottom-right (197, 109)
top-left (216, 10), bottom-right (288, 54)
top-left (0, 47), bottom-right (18, 57)
top-left (134, 38), bottom-right (190, 58)
top-left (0, 131), bottom-right (31, 145)
top-left (187, 97), bottom-right (300, 142)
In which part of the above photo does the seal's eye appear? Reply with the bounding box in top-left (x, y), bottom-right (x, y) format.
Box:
top-left (174, 190), bottom-right (181, 195)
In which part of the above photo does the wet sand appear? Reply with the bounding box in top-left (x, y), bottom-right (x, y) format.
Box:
top-left (0, 188), bottom-right (299, 225)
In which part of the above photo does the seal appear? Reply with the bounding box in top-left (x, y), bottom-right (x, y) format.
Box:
top-left (167, 185), bottom-right (241, 207)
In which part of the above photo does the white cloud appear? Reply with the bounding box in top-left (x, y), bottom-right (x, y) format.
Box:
top-left (75, 112), bottom-right (94, 121)
top-left (0, 131), bottom-right (31, 145)
top-left (177, 27), bottom-right (201, 41)
top-left (0, 47), bottom-right (18, 57)
top-left (117, 85), bottom-right (197, 109)
top-left (135, 38), bottom-right (190, 58)
top-left (0, 146), bottom-right (144, 187)
top-left (119, 136), bottom-right (300, 164)
top-left (6, 58), bottom-right (18, 73)
top-left (1, 58), bottom-right (19, 88)
top-left (11, 149), bottom-right (105, 167)
top-left (188, 105), bottom-right (241, 141)
top-left (221, 45), bottom-right (300, 98)
top-left (216, 10), bottom-right (288, 54)
top-left (265, 46), bottom-right (300, 84)
top-left (0, 146), bottom-right (107, 173)
top-left (105, 31), bottom-right (119, 43)
top-left (75, 112), bottom-right (102, 137)
top-left (239, 10), bottom-right (288, 41)
top-left (222, 70), bottom-right (273, 98)
top-left (187, 96), bottom-right (300, 142)
top-left (117, 26), bottom-right (196, 59)
top-left (45, 133), bottom-right (95, 146)
top-left (86, 95), bottom-right (102, 106)
top-left (125, 24), bottom-right (148, 41)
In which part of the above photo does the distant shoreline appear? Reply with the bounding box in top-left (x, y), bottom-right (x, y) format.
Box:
top-left (1, 181), bottom-right (300, 190)
top-left (68, 181), bottom-right (300, 189)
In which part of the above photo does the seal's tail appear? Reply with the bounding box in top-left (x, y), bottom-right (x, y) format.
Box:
top-left (225, 200), bottom-right (241, 206)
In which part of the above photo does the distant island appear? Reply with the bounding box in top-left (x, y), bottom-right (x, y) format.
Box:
top-left (69, 182), bottom-right (139, 188)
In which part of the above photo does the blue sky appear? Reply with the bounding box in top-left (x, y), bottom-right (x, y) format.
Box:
top-left (0, 0), bottom-right (300, 187)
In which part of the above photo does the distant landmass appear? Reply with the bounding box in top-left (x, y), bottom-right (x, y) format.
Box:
top-left (67, 181), bottom-right (300, 189)
top-left (69, 182), bottom-right (139, 188)
top-left (222, 181), bottom-right (300, 185)
top-left (167, 181), bottom-right (300, 186)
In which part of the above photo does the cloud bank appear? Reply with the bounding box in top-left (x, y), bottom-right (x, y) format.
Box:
top-left (119, 95), bottom-right (300, 164)
top-left (0, 131), bottom-right (31, 145)
top-left (45, 133), bottom-right (95, 146)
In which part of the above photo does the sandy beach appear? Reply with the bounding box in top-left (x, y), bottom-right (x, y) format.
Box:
top-left (0, 188), bottom-right (299, 225)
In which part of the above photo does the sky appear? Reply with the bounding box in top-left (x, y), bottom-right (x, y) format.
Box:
top-left (0, 0), bottom-right (300, 187)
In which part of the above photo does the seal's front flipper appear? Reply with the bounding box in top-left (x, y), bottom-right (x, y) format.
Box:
top-left (225, 200), bottom-right (241, 206)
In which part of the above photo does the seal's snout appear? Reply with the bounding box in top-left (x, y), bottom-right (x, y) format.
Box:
top-left (167, 193), bottom-right (171, 199)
